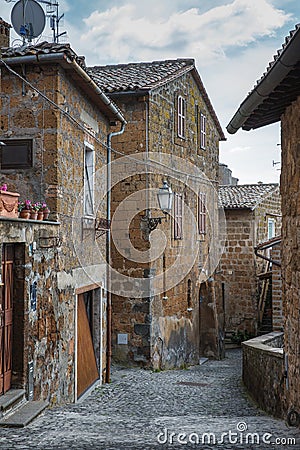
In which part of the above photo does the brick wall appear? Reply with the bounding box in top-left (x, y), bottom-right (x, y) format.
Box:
top-left (281, 96), bottom-right (300, 416)
top-left (219, 209), bottom-right (257, 334)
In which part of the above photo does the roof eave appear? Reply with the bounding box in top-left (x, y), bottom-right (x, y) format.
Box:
top-left (227, 24), bottom-right (300, 134)
top-left (1, 52), bottom-right (126, 125)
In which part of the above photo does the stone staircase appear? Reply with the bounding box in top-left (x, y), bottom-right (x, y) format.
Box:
top-left (0, 389), bottom-right (48, 427)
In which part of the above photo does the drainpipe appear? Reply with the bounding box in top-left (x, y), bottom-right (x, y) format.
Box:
top-left (106, 121), bottom-right (126, 383)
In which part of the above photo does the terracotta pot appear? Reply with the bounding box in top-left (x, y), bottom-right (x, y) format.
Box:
top-left (43, 209), bottom-right (50, 220)
top-left (30, 211), bottom-right (38, 220)
top-left (37, 211), bottom-right (44, 221)
top-left (0, 190), bottom-right (20, 218)
top-left (19, 209), bottom-right (30, 219)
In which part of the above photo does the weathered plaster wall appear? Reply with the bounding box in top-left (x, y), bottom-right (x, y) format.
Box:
top-left (281, 97), bottom-right (300, 416)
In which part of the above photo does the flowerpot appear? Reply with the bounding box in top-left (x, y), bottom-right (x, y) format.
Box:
top-left (43, 210), bottom-right (50, 220)
top-left (19, 209), bottom-right (31, 219)
top-left (37, 211), bottom-right (44, 221)
top-left (30, 211), bottom-right (38, 220)
top-left (0, 190), bottom-right (20, 218)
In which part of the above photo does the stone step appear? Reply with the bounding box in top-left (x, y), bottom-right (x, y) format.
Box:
top-left (0, 400), bottom-right (49, 428)
top-left (0, 389), bottom-right (26, 417)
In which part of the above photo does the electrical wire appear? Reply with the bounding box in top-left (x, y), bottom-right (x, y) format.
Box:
top-left (0, 57), bottom-right (218, 184)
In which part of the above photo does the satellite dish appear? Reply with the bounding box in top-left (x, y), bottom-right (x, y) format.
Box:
top-left (11, 0), bottom-right (46, 41)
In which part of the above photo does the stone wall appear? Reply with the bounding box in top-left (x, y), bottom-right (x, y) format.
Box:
top-left (0, 59), bottom-right (112, 403)
top-left (242, 332), bottom-right (285, 418)
top-left (271, 243), bottom-right (283, 331)
top-left (218, 188), bottom-right (281, 336)
top-left (281, 96), bottom-right (300, 417)
top-left (110, 69), bottom-right (222, 367)
top-left (219, 208), bottom-right (258, 335)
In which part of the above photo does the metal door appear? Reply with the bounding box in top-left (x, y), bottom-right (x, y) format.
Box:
top-left (0, 244), bottom-right (14, 395)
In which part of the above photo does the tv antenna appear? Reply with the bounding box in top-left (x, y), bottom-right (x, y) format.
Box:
top-left (39, 0), bottom-right (66, 43)
top-left (8, 0), bottom-right (66, 44)
top-left (11, 0), bottom-right (46, 44)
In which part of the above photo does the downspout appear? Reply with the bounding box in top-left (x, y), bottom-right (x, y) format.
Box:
top-left (106, 121), bottom-right (126, 383)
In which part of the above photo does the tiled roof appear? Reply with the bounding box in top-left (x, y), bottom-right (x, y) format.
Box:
top-left (88, 59), bottom-right (194, 93)
top-left (88, 59), bottom-right (225, 140)
top-left (219, 183), bottom-right (279, 209)
top-left (1, 41), bottom-right (86, 68)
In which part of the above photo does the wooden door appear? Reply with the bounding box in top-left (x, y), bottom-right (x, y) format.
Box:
top-left (77, 293), bottom-right (99, 398)
top-left (0, 245), bottom-right (14, 395)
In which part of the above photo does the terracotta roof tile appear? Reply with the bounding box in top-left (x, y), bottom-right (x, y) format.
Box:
top-left (219, 183), bottom-right (279, 209)
top-left (88, 59), bottom-right (225, 140)
top-left (88, 59), bottom-right (194, 93)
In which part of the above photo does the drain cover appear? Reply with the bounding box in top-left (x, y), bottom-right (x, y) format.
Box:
top-left (176, 381), bottom-right (208, 387)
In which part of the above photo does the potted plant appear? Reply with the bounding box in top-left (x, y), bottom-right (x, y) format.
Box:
top-left (41, 202), bottom-right (50, 220)
top-left (30, 202), bottom-right (40, 220)
top-left (18, 200), bottom-right (31, 219)
top-left (0, 184), bottom-right (20, 218)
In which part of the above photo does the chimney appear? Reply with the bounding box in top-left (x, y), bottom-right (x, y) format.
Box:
top-left (0, 18), bottom-right (11, 50)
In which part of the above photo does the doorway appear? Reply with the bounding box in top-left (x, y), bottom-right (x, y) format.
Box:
top-left (0, 244), bottom-right (14, 395)
top-left (76, 289), bottom-right (100, 398)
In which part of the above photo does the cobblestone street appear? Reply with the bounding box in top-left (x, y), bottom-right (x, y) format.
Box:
top-left (0, 349), bottom-right (298, 449)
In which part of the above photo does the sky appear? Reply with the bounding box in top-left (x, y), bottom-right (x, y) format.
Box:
top-left (1, 0), bottom-right (299, 184)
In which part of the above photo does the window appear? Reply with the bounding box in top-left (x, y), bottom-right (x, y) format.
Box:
top-left (0, 139), bottom-right (33, 169)
top-left (268, 218), bottom-right (275, 240)
top-left (174, 193), bottom-right (183, 239)
top-left (198, 192), bottom-right (206, 234)
top-left (200, 113), bottom-right (206, 149)
top-left (177, 96), bottom-right (185, 138)
top-left (84, 142), bottom-right (95, 216)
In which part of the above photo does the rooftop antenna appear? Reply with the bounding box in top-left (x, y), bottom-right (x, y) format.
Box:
top-left (11, 0), bottom-right (46, 44)
top-left (39, 0), bottom-right (66, 43)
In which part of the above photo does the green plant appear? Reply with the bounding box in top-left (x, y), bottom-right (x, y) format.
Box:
top-left (231, 330), bottom-right (254, 345)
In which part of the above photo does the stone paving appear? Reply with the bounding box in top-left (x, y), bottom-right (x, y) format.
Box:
top-left (0, 349), bottom-right (299, 449)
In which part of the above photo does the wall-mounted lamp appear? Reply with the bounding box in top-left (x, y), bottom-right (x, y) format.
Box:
top-left (142, 180), bottom-right (173, 233)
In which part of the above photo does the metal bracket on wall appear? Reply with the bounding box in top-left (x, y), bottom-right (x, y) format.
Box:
top-left (95, 217), bottom-right (110, 239)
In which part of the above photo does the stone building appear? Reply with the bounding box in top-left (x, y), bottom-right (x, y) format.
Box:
top-left (0, 30), bottom-right (126, 406)
top-left (227, 24), bottom-right (300, 420)
top-left (218, 183), bottom-right (281, 337)
top-left (89, 59), bottom-right (226, 368)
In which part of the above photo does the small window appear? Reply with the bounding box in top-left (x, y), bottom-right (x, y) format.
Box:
top-left (0, 139), bottom-right (33, 169)
top-left (268, 218), bottom-right (275, 240)
top-left (198, 192), bottom-right (206, 234)
top-left (174, 193), bottom-right (183, 240)
top-left (200, 113), bottom-right (206, 149)
top-left (177, 96), bottom-right (185, 138)
top-left (84, 142), bottom-right (95, 216)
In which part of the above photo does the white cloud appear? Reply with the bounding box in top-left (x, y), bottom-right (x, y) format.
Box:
top-left (67, 0), bottom-right (292, 65)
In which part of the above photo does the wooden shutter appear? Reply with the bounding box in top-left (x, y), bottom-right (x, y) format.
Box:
top-left (174, 193), bottom-right (183, 239)
top-left (198, 192), bottom-right (206, 234)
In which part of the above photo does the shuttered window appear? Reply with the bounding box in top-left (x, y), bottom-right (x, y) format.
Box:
top-left (200, 113), bottom-right (206, 149)
top-left (177, 96), bottom-right (185, 138)
top-left (174, 193), bottom-right (183, 239)
top-left (198, 192), bottom-right (206, 234)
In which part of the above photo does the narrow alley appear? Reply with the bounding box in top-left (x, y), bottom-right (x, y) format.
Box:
top-left (0, 349), bottom-right (298, 450)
